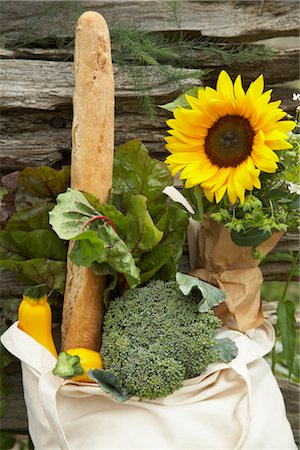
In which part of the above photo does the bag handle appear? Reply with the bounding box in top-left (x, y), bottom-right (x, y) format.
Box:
top-left (38, 349), bottom-right (252, 450)
top-left (39, 372), bottom-right (71, 450)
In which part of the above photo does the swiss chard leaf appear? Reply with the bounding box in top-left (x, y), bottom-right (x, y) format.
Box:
top-left (88, 369), bottom-right (132, 403)
top-left (277, 300), bottom-right (296, 377)
top-left (15, 166), bottom-right (70, 210)
top-left (214, 338), bottom-right (238, 362)
top-left (176, 272), bottom-right (227, 311)
top-left (49, 188), bottom-right (99, 240)
top-left (0, 259), bottom-right (66, 294)
top-left (70, 227), bottom-right (140, 288)
top-left (124, 194), bottom-right (163, 254)
top-left (0, 230), bottom-right (67, 261)
top-left (112, 140), bottom-right (172, 203)
top-left (5, 203), bottom-right (55, 231)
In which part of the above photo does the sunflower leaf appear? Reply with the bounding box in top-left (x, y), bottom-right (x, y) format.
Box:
top-left (158, 87), bottom-right (200, 112)
top-left (231, 228), bottom-right (273, 247)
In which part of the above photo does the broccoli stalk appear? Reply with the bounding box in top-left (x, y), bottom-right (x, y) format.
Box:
top-left (52, 352), bottom-right (84, 379)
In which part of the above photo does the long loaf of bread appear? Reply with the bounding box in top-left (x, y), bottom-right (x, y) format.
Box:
top-left (61, 11), bottom-right (114, 351)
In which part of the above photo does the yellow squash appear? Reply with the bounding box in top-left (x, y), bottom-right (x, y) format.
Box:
top-left (66, 348), bottom-right (103, 382)
top-left (52, 348), bottom-right (103, 382)
top-left (18, 284), bottom-right (58, 358)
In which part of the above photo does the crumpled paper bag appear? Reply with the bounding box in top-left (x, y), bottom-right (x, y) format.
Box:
top-left (188, 216), bottom-right (282, 331)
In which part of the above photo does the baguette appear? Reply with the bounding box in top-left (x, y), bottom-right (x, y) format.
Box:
top-left (61, 11), bottom-right (114, 351)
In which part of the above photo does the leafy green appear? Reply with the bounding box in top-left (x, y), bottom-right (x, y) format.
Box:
top-left (277, 300), bottom-right (296, 377)
top-left (15, 166), bottom-right (70, 210)
top-left (0, 259), bottom-right (66, 294)
top-left (143, 200), bottom-right (188, 281)
top-left (176, 272), bottom-right (227, 311)
top-left (49, 188), bottom-right (99, 240)
top-left (0, 431), bottom-right (16, 450)
top-left (70, 228), bottom-right (140, 289)
top-left (88, 369), bottom-right (132, 403)
top-left (159, 87), bottom-right (200, 112)
top-left (112, 140), bottom-right (172, 203)
top-left (5, 203), bottom-right (55, 231)
top-left (123, 194), bottom-right (163, 254)
top-left (24, 284), bottom-right (47, 299)
top-left (0, 166), bottom-right (70, 295)
top-left (0, 230), bottom-right (67, 261)
top-left (214, 338), bottom-right (238, 362)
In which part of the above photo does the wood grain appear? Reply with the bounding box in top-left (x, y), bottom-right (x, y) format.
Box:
top-left (0, 0), bottom-right (298, 45)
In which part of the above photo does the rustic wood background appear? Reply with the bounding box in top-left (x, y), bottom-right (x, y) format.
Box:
top-left (0, 0), bottom-right (299, 444)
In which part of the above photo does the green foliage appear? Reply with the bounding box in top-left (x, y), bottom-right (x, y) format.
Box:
top-left (100, 280), bottom-right (235, 400)
top-left (0, 431), bottom-right (16, 450)
top-left (176, 272), bottom-right (227, 311)
top-left (49, 141), bottom-right (189, 296)
top-left (0, 167), bottom-right (69, 294)
top-left (112, 140), bottom-right (173, 203)
top-left (88, 369), bottom-right (132, 403)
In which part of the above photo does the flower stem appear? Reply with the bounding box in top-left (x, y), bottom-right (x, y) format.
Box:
top-left (271, 252), bottom-right (299, 373)
top-left (194, 186), bottom-right (204, 222)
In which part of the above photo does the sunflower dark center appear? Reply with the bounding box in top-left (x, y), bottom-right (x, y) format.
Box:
top-left (204, 115), bottom-right (255, 167)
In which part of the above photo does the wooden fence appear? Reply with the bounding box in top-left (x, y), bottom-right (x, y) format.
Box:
top-left (0, 0), bottom-right (299, 444)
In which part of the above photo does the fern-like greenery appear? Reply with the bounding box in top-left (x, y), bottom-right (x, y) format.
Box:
top-left (5, 0), bottom-right (274, 117)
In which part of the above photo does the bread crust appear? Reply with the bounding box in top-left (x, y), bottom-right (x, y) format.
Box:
top-left (61, 11), bottom-right (114, 351)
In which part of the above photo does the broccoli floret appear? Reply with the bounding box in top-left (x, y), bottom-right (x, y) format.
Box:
top-left (101, 280), bottom-right (221, 400)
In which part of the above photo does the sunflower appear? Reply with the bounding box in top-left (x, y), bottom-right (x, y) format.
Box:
top-left (165, 70), bottom-right (295, 204)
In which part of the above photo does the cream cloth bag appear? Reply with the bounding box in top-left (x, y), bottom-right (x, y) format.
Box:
top-left (1, 320), bottom-right (296, 450)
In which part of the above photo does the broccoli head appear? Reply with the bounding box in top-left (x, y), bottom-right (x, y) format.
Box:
top-left (101, 280), bottom-right (222, 400)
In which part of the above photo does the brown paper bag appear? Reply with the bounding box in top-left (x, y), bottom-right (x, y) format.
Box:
top-left (189, 216), bottom-right (282, 331)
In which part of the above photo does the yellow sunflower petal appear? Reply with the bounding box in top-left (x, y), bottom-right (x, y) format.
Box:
top-left (234, 177), bottom-right (246, 204)
top-left (166, 119), bottom-right (208, 138)
top-left (203, 188), bottom-right (215, 202)
top-left (250, 172), bottom-right (261, 189)
top-left (185, 94), bottom-right (202, 110)
top-left (180, 159), bottom-right (210, 178)
top-left (266, 140), bottom-right (293, 150)
top-left (214, 185), bottom-right (227, 203)
top-left (235, 162), bottom-right (254, 191)
top-left (252, 144), bottom-right (279, 162)
top-left (234, 75), bottom-right (245, 104)
top-left (264, 130), bottom-right (291, 141)
top-left (227, 169), bottom-right (238, 204)
top-left (185, 165), bottom-right (219, 185)
top-left (251, 153), bottom-right (278, 173)
top-left (207, 167), bottom-right (231, 192)
top-left (264, 120), bottom-right (295, 134)
top-left (217, 70), bottom-right (234, 101)
top-left (246, 74), bottom-right (264, 99)
top-left (165, 152), bottom-right (205, 164)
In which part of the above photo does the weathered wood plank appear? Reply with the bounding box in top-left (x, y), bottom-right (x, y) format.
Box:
top-left (0, 0), bottom-right (299, 46)
top-left (0, 59), bottom-right (201, 110)
top-left (0, 58), bottom-right (297, 174)
top-left (1, 46), bottom-right (299, 85)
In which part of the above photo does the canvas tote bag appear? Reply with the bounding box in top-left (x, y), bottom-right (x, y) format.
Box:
top-left (1, 320), bottom-right (296, 450)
